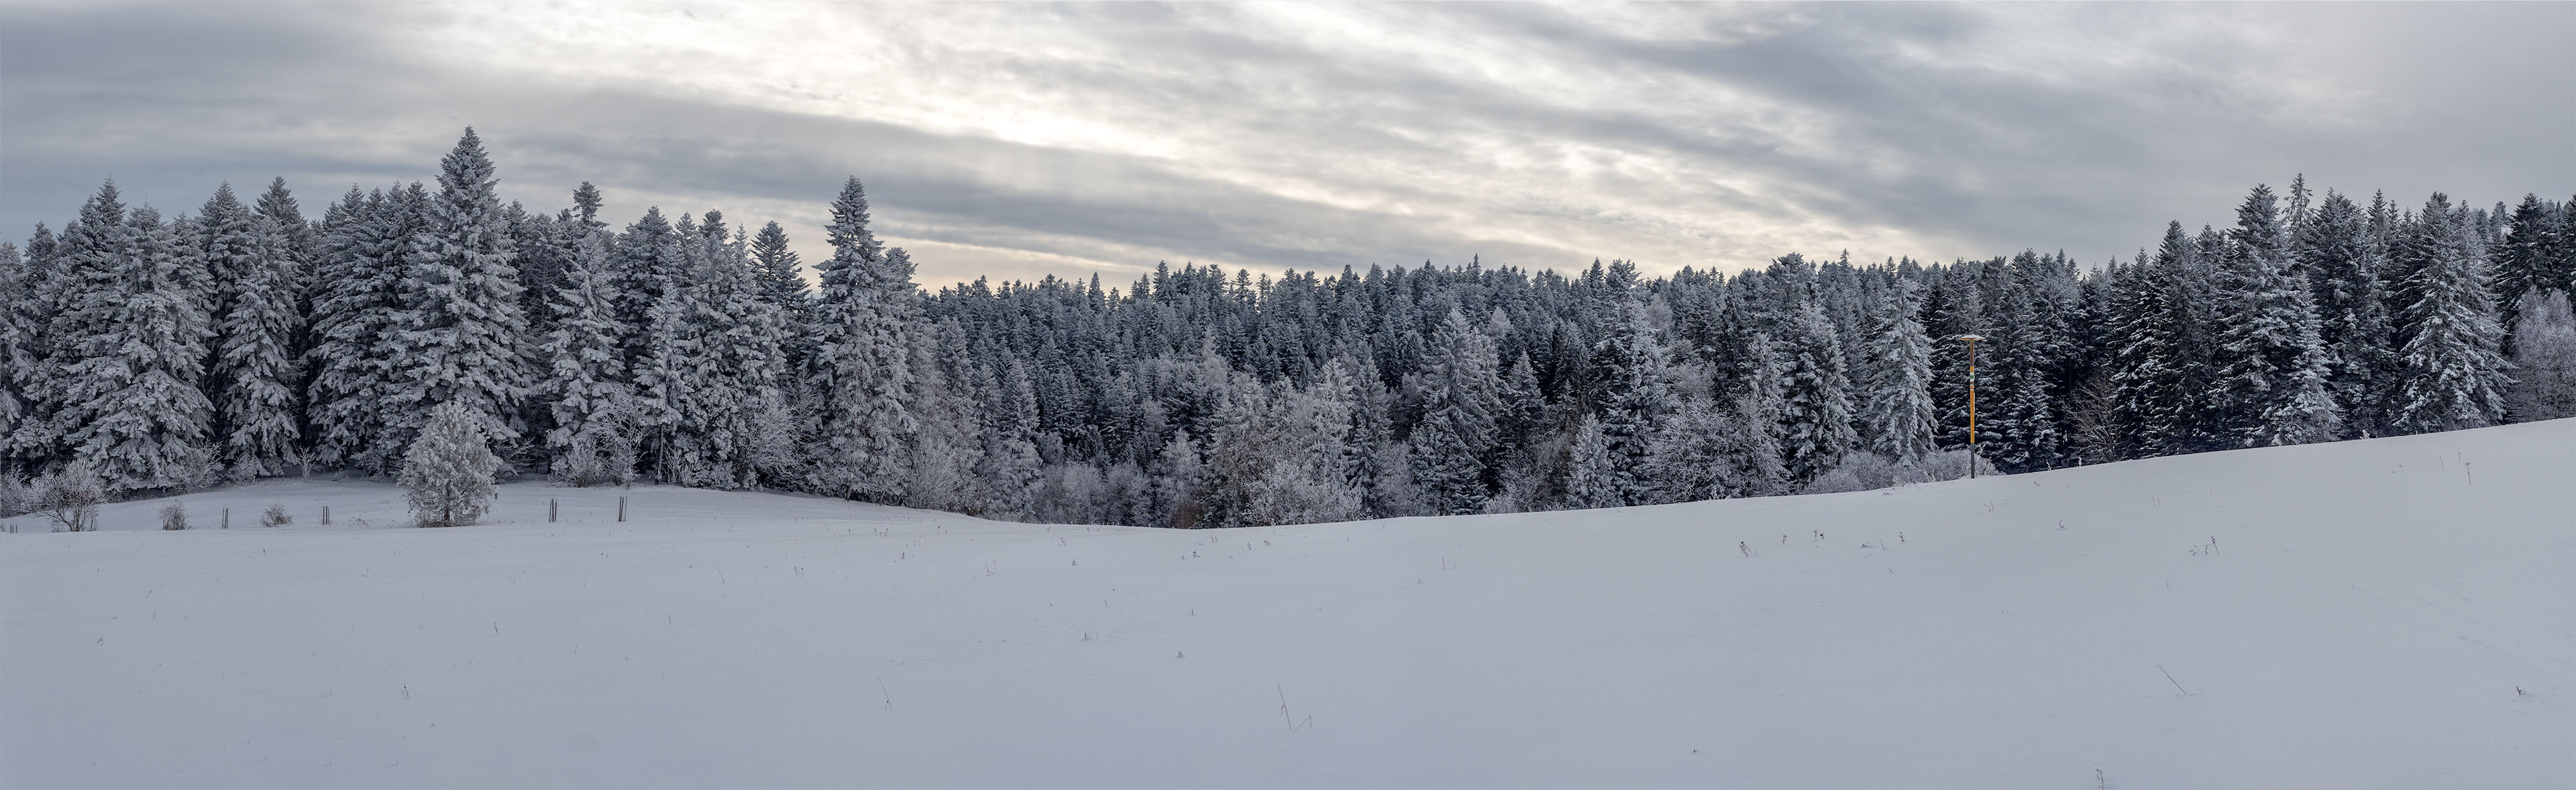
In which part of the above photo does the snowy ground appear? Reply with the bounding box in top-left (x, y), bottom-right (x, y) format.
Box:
top-left (4, 422), bottom-right (2570, 789)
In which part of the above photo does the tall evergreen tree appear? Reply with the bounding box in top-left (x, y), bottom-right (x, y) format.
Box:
top-left (1774, 301), bottom-right (1858, 483)
top-left (1409, 307), bottom-right (1502, 515)
top-left (1562, 414), bottom-right (1621, 509)
top-left (54, 197), bottom-right (216, 493)
top-left (2495, 193), bottom-right (2563, 352)
top-left (542, 230), bottom-right (630, 481)
top-left (1856, 281), bottom-right (1937, 461)
top-left (2299, 190), bottom-right (2400, 438)
top-left (197, 184), bottom-right (305, 477)
top-left (2392, 193), bottom-right (2514, 433)
top-left (390, 128), bottom-right (527, 450)
top-left (2106, 229), bottom-right (2196, 457)
top-left (806, 178), bottom-right (920, 502)
top-left (307, 184), bottom-right (424, 474)
top-left (2208, 185), bottom-right (2343, 446)
top-left (0, 242), bottom-right (31, 474)
top-left (1587, 299), bottom-right (1669, 505)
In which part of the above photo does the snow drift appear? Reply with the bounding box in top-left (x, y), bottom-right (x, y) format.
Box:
top-left (4, 419), bottom-right (2570, 788)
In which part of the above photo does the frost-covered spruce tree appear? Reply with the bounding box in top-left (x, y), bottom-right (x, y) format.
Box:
top-left (1150, 428), bottom-right (1208, 527)
top-left (1497, 350), bottom-right (1546, 452)
top-left (3, 224), bottom-right (62, 473)
top-left (198, 184), bottom-right (304, 477)
top-left (979, 358), bottom-right (1044, 520)
top-left (0, 242), bottom-right (31, 471)
top-left (307, 184), bottom-right (425, 475)
top-left (627, 209), bottom-right (704, 480)
top-left (898, 325), bottom-right (985, 513)
top-left (542, 229), bottom-right (630, 483)
top-left (253, 177), bottom-right (313, 266)
top-left (1409, 307), bottom-right (1501, 515)
top-left (1644, 397), bottom-right (1729, 503)
top-left (2496, 193), bottom-right (2563, 352)
top-left (2557, 195), bottom-right (2576, 296)
top-left (2392, 193), bottom-right (2513, 433)
top-left (688, 211), bottom-right (796, 488)
top-left (1775, 301), bottom-right (1858, 484)
top-left (1722, 393), bottom-right (1790, 499)
top-left (55, 195), bottom-right (217, 493)
top-left (1587, 299), bottom-right (1669, 505)
top-left (2107, 225), bottom-right (2204, 457)
top-left (1919, 264), bottom-right (1982, 449)
top-left (389, 128), bottom-right (527, 454)
top-left (1562, 414), bottom-right (1621, 509)
top-left (2208, 185), bottom-right (2342, 446)
top-left (1856, 281), bottom-right (1937, 461)
top-left (1248, 360), bottom-right (1367, 524)
top-left (805, 178), bottom-right (920, 502)
top-left (398, 401), bottom-right (499, 528)
top-left (749, 220), bottom-right (812, 370)
top-left (2299, 190), bottom-right (2400, 438)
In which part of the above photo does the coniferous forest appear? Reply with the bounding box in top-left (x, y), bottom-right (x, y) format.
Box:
top-left (3, 129), bottom-right (2572, 527)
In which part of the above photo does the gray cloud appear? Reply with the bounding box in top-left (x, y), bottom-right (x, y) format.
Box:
top-left (3, 1), bottom-right (2569, 288)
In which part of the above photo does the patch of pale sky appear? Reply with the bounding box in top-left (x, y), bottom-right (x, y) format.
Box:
top-left (7, 1), bottom-right (2561, 289)
top-left (418, 0), bottom-right (1891, 279)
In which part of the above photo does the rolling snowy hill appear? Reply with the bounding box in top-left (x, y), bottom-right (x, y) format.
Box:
top-left (4, 420), bottom-right (2570, 789)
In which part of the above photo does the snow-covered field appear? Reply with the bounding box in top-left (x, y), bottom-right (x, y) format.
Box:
top-left (4, 422), bottom-right (2570, 789)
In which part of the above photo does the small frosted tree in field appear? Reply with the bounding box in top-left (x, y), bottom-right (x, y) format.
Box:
top-left (398, 401), bottom-right (500, 527)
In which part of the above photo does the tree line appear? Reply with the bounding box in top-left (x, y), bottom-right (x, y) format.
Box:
top-left (2, 129), bottom-right (2571, 526)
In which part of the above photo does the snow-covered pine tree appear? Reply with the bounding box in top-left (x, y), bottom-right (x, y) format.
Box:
top-left (1150, 428), bottom-right (1208, 528)
top-left (1774, 301), bottom-right (1858, 483)
top-left (897, 321), bottom-right (987, 513)
top-left (1497, 350), bottom-right (1546, 453)
top-left (1645, 394), bottom-right (1787, 503)
top-left (2208, 185), bottom-right (2343, 446)
top-left (2558, 195), bottom-right (2576, 297)
top-left (978, 358), bottom-right (1044, 520)
top-left (1919, 262), bottom-right (1982, 450)
top-left (2298, 190), bottom-right (2399, 438)
top-left (805, 178), bottom-right (919, 503)
top-left (3, 224), bottom-right (62, 473)
top-left (2392, 193), bottom-right (2514, 433)
top-left (1722, 346), bottom-right (1791, 499)
top-left (1856, 280), bottom-right (1937, 461)
top-left (1561, 414), bottom-right (1621, 509)
top-left (2496, 193), bottom-right (2563, 352)
top-left (388, 129), bottom-right (527, 456)
top-left (0, 242), bottom-right (30, 473)
top-left (690, 211), bottom-right (796, 488)
top-left (54, 192), bottom-right (217, 493)
top-left (398, 400), bottom-right (500, 528)
top-left (1248, 359), bottom-right (1367, 524)
top-left (307, 184), bottom-right (424, 475)
top-left (627, 209), bottom-right (705, 481)
top-left (749, 220), bottom-right (814, 374)
top-left (1587, 299), bottom-right (1670, 505)
top-left (2106, 231), bottom-right (2194, 458)
top-left (197, 183), bottom-right (303, 478)
top-left (542, 228), bottom-right (630, 484)
top-left (1409, 307), bottom-right (1502, 515)
top-left (253, 177), bottom-right (313, 265)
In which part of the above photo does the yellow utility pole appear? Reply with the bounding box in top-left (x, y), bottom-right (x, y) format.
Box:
top-left (1957, 334), bottom-right (1985, 479)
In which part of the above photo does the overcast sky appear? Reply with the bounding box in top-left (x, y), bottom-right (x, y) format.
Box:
top-left (3, 1), bottom-right (2569, 287)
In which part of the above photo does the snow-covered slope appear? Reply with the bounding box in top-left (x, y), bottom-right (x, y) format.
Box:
top-left (5, 421), bottom-right (2571, 789)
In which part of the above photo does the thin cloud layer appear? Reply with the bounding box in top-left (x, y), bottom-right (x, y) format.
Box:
top-left (3, 1), bottom-right (2569, 286)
